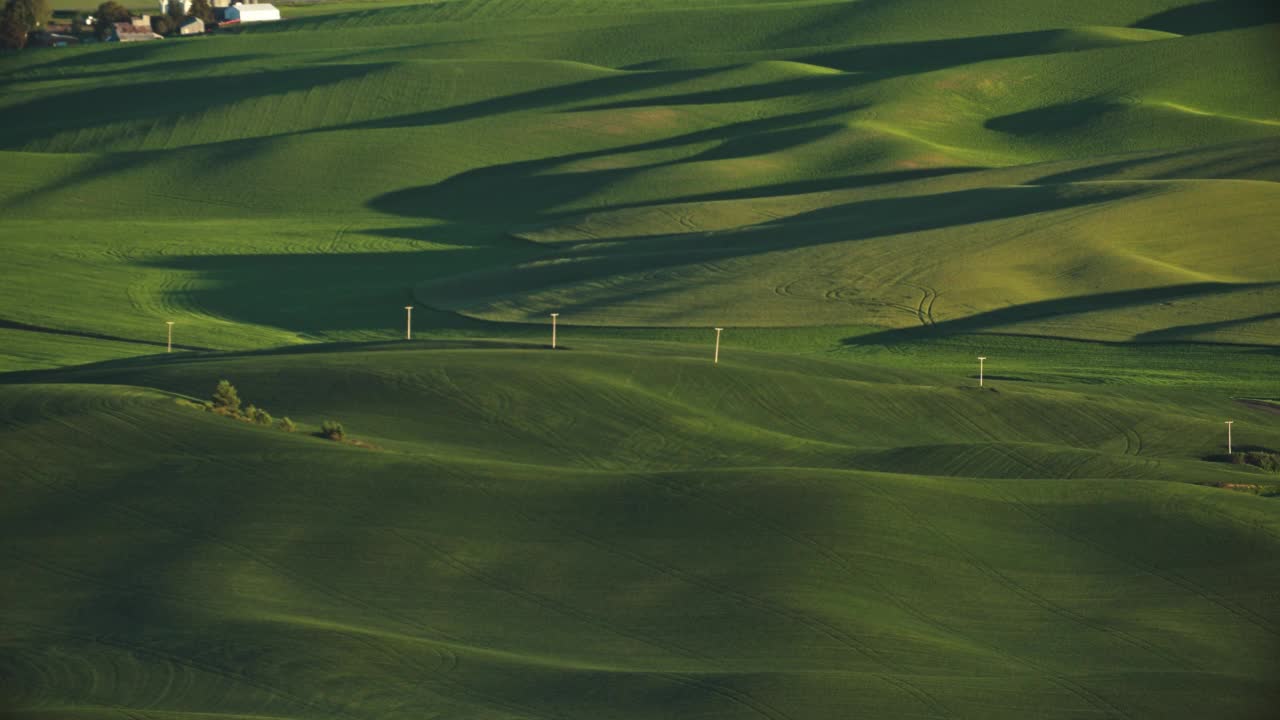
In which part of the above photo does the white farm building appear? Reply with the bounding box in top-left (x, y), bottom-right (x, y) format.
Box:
top-left (226, 3), bottom-right (280, 22)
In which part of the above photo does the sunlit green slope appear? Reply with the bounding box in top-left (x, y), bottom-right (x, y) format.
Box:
top-left (0, 0), bottom-right (1277, 362)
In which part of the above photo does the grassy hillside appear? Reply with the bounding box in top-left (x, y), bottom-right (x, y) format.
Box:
top-left (2, 0), bottom-right (1279, 717)
top-left (3, 342), bottom-right (1280, 719)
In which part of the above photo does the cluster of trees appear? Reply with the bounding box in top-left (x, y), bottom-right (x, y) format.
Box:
top-left (1227, 450), bottom-right (1280, 473)
top-left (209, 380), bottom-right (297, 433)
top-left (151, 0), bottom-right (214, 35)
top-left (0, 0), bottom-right (48, 49)
top-left (207, 380), bottom-right (347, 441)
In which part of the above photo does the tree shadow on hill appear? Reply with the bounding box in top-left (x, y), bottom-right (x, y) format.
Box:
top-left (363, 105), bottom-right (911, 220)
top-left (985, 98), bottom-right (1126, 137)
top-left (842, 282), bottom-right (1280, 346)
top-left (1133, 0), bottom-right (1280, 35)
top-left (1031, 141), bottom-right (1280, 185)
top-left (792, 29), bottom-right (1146, 76)
top-left (0, 53), bottom-right (269, 84)
top-left (128, 244), bottom-right (534, 337)
top-left (0, 63), bottom-right (393, 150)
top-left (329, 67), bottom-right (720, 131)
top-left (418, 185), bottom-right (1140, 305)
top-left (571, 72), bottom-right (871, 112)
top-left (1133, 311), bottom-right (1280, 343)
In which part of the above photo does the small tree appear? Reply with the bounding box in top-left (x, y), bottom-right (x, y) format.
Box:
top-left (320, 420), bottom-right (345, 441)
top-left (6, 0), bottom-right (49, 30)
top-left (247, 406), bottom-right (273, 426)
top-left (93, 0), bottom-right (130, 39)
top-left (151, 13), bottom-right (172, 34)
top-left (277, 417), bottom-right (296, 433)
top-left (211, 379), bottom-right (242, 415)
top-left (187, 0), bottom-right (213, 24)
top-left (0, 4), bottom-right (27, 48)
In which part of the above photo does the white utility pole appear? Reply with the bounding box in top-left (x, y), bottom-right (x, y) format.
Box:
top-left (404, 306), bottom-right (413, 340)
top-left (714, 327), bottom-right (724, 364)
top-left (978, 356), bottom-right (986, 387)
top-left (1226, 421), bottom-right (1234, 454)
top-left (166, 321), bottom-right (174, 353)
top-left (550, 313), bottom-right (559, 349)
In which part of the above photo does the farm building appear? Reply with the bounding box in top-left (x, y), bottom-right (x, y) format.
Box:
top-left (112, 22), bottom-right (162, 41)
top-left (225, 3), bottom-right (280, 22)
top-left (179, 16), bottom-right (204, 34)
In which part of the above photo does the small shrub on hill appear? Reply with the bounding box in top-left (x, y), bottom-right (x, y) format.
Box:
top-left (211, 379), bottom-right (241, 416)
top-left (277, 417), bottom-right (296, 433)
top-left (245, 405), bottom-right (273, 426)
top-left (320, 420), bottom-right (345, 441)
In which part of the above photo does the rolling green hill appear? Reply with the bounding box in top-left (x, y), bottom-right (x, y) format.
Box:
top-left (2, 0), bottom-right (1279, 717)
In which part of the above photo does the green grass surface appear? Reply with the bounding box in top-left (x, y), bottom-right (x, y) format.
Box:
top-left (3, 0), bottom-right (1280, 717)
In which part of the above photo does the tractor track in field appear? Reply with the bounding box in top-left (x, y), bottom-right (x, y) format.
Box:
top-left (656, 672), bottom-right (798, 720)
top-left (387, 527), bottom-right (714, 664)
top-left (996, 484), bottom-right (1280, 640)
top-left (18, 469), bottom-right (570, 720)
top-left (15, 621), bottom-right (361, 720)
top-left (853, 477), bottom-right (1137, 720)
top-left (24, 468), bottom-right (472, 653)
top-left (943, 444), bottom-right (1193, 670)
top-left (441, 467), bottom-right (924, 719)
top-left (630, 474), bottom-right (954, 716)
top-left (632, 472), bottom-right (998, 718)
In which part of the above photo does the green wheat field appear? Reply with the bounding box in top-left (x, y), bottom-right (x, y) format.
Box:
top-left (2, 0), bottom-right (1279, 717)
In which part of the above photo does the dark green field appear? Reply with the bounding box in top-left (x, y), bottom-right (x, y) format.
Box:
top-left (2, 0), bottom-right (1279, 718)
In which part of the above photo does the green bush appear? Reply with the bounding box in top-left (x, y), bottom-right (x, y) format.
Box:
top-left (277, 417), bottom-right (296, 433)
top-left (320, 420), bottom-right (345, 441)
top-left (211, 379), bottom-right (241, 415)
top-left (1226, 451), bottom-right (1280, 473)
top-left (246, 405), bottom-right (273, 426)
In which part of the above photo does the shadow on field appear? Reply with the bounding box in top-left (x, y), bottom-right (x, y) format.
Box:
top-left (133, 245), bottom-right (533, 336)
top-left (416, 185), bottom-right (1140, 307)
top-left (370, 107), bottom-right (862, 220)
top-left (842, 282), bottom-right (1280, 346)
top-left (985, 98), bottom-right (1127, 137)
top-left (573, 73), bottom-right (870, 111)
top-left (1133, 0), bottom-right (1280, 35)
top-left (1134, 311), bottom-right (1280, 342)
top-left (330, 67), bottom-right (719, 131)
top-left (1031, 140), bottom-right (1280, 185)
top-left (792, 29), bottom-right (1162, 75)
top-left (1, 53), bottom-right (269, 83)
top-left (0, 64), bottom-right (391, 150)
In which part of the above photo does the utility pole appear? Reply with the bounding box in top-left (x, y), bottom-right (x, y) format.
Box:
top-left (978, 356), bottom-right (986, 387)
top-left (1226, 421), bottom-right (1234, 454)
top-left (550, 313), bottom-right (559, 349)
top-left (404, 306), bottom-right (413, 340)
top-left (166, 321), bottom-right (174, 353)
top-left (714, 327), bottom-right (723, 364)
